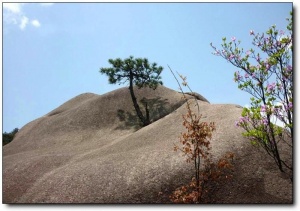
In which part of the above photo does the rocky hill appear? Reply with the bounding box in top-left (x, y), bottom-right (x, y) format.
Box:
top-left (3, 85), bottom-right (292, 203)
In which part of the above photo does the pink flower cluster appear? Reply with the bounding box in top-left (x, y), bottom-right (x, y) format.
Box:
top-left (286, 65), bottom-right (292, 72)
top-left (261, 104), bottom-right (267, 112)
top-left (229, 54), bottom-right (235, 60)
top-left (284, 102), bottom-right (293, 110)
top-left (235, 116), bottom-right (249, 127)
top-left (234, 71), bottom-right (242, 82)
top-left (261, 117), bottom-right (269, 126)
top-left (267, 82), bottom-right (276, 92)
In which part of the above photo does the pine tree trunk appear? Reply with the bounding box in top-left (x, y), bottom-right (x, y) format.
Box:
top-left (128, 74), bottom-right (149, 127)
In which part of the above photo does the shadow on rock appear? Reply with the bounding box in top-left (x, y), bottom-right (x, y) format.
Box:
top-left (115, 97), bottom-right (178, 130)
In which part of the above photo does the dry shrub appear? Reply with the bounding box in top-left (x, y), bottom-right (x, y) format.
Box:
top-left (168, 66), bottom-right (235, 203)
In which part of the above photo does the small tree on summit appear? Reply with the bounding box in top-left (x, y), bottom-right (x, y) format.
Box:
top-left (100, 56), bottom-right (163, 127)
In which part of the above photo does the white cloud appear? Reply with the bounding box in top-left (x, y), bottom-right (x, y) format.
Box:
top-left (40, 3), bottom-right (54, 7)
top-left (3, 3), bottom-right (23, 14)
top-left (19, 16), bottom-right (29, 30)
top-left (3, 3), bottom-right (27, 30)
top-left (31, 19), bottom-right (41, 28)
top-left (3, 3), bottom-right (51, 31)
top-left (3, 3), bottom-right (23, 26)
top-left (3, 11), bottom-right (18, 25)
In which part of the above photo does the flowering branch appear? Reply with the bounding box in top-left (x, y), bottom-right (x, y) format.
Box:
top-left (210, 11), bottom-right (293, 177)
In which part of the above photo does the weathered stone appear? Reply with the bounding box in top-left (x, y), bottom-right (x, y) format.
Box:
top-left (3, 85), bottom-right (292, 203)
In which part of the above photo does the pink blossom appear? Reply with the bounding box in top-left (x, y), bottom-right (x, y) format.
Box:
top-left (257, 64), bottom-right (261, 70)
top-left (235, 120), bottom-right (239, 127)
top-left (284, 102), bottom-right (293, 110)
top-left (261, 105), bottom-right (267, 112)
top-left (262, 118), bottom-right (268, 126)
top-left (277, 41), bottom-right (281, 47)
top-left (256, 55), bottom-right (261, 62)
top-left (231, 37), bottom-right (236, 41)
top-left (250, 30), bottom-right (254, 35)
top-left (229, 54), bottom-right (235, 60)
top-left (235, 116), bottom-right (249, 127)
top-left (282, 76), bottom-right (287, 81)
top-left (286, 65), bottom-right (292, 72)
top-left (240, 116), bottom-right (247, 122)
top-left (273, 107), bottom-right (279, 114)
top-left (267, 82), bottom-right (276, 92)
top-left (214, 50), bottom-right (220, 55)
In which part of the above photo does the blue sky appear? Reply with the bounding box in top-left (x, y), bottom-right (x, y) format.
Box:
top-left (2, 2), bottom-right (293, 132)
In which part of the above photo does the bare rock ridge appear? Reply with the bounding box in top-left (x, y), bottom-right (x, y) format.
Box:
top-left (3, 85), bottom-right (292, 203)
top-left (183, 92), bottom-right (210, 103)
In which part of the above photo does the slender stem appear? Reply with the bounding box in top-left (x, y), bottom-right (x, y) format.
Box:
top-left (129, 72), bottom-right (148, 126)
